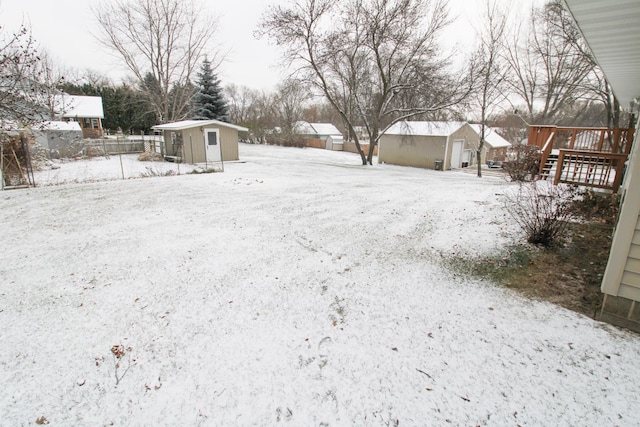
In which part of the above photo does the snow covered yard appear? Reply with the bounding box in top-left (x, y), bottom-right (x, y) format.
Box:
top-left (1, 143), bottom-right (639, 426)
top-left (31, 153), bottom-right (202, 186)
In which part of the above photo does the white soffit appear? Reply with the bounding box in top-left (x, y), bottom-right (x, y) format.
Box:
top-left (564, 0), bottom-right (640, 108)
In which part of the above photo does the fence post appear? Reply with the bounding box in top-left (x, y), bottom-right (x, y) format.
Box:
top-left (117, 137), bottom-right (125, 180)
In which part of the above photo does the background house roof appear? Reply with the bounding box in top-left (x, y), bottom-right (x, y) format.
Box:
top-left (309, 123), bottom-right (341, 136)
top-left (294, 121), bottom-right (342, 136)
top-left (384, 121), bottom-right (467, 137)
top-left (38, 121), bottom-right (82, 131)
top-left (564, 0), bottom-right (640, 108)
top-left (62, 95), bottom-right (104, 119)
top-left (293, 121), bottom-right (316, 134)
top-left (469, 124), bottom-right (511, 148)
top-left (152, 120), bottom-right (248, 132)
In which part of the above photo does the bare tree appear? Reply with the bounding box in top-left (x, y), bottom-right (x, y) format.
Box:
top-left (33, 51), bottom-right (68, 120)
top-left (224, 84), bottom-right (279, 143)
top-left (93, 0), bottom-right (221, 123)
top-left (225, 84), bottom-right (258, 125)
top-left (272, 79), bottom-right (310, 135)
top-left (261, 0), bottom-right (472, 165)
top-left (472, 0), bottom-right (510, 177)
top-left (504, 0), bottom-right (596, 124)
top-left (0, 23), bottom-right (60, 127)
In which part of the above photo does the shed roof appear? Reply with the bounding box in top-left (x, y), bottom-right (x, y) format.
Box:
top-left (469, 124), bottom-right (511, 148)
top-left (310, 123), bottom-right (341, 136)
top-left (294, 121), bottom-right (342, 136)
top-left (62, 96), bottom-right (104, 119)
top-left (293, 121), bottom-right (316, 134)
top-left (384, 121), bottom-right (467, 137)
top-left (152, 120), bottom-right (248, 132)
top-left (38, 121), bottom-right (82, 131)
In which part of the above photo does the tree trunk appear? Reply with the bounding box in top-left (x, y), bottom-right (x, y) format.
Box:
top-left (366, 142), bottom-right (376, 165)
top-left (350, 136), bottom-right (367, 165)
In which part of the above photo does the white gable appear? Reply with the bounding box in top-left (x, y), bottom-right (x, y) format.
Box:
top-left (469, 124), bottom-right (511, 149)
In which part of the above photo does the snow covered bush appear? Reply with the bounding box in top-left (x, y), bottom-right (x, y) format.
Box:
top-left (503, 182), bottom-right (577, 246)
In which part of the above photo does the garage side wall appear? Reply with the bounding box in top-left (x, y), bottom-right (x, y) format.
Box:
top-left (379, 134), bottom-right (446, 169)
top-left (445, 125), bottom-right (480, 169)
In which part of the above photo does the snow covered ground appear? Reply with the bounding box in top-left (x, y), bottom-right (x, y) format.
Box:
top-left (1, 143), bottom-right (639, 426)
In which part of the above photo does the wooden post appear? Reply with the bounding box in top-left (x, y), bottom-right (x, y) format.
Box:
top-left (612, 154), bottom-right (626, 193)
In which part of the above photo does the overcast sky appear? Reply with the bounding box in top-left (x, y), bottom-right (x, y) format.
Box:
top-left (1, 0), bottom-right (541, 92)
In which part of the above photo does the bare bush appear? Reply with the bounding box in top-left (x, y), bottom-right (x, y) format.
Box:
top-left (265, 134), bottom-right (307, 148)
top-left (571, 189), bottom-right (620, 224)
top-left (503, 144), bottom-right (540, 182)
top-left (503, 182), bottom-right (577, 246)
top-left (138, 152), bottom-right (164, 162)
top-left (140, 167), bottom-right (176, 178)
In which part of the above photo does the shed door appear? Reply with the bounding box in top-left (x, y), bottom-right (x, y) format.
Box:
top-left (205, 129), bottom-right (222, 163)
top-left (451, 140), bottom-right (464, 168)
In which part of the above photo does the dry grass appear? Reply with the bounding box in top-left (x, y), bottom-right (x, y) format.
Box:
top-left (448, 190), bottom-right (618, 319)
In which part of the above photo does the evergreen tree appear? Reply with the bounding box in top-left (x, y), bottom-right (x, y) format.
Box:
top-left (192, 58), bottom-right (228, 121)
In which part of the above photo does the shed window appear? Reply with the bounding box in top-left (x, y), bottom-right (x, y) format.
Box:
top-left (208, 132), bottom-right (218, 146)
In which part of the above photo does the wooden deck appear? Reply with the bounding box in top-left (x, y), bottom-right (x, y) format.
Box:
top-left (528, 126), bottom-right (634, 192)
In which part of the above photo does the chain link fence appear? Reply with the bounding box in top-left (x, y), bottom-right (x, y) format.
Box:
top-left (2, 134), bottom-right (208, 188)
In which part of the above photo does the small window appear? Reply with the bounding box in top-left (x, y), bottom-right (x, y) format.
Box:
top-left (208, 131), bottom-right (218, 146)
top-left (91, 119), bottom-right (99, 128)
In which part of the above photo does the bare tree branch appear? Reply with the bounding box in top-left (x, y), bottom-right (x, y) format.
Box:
top-left (93, 0), bottom-right (222, 123)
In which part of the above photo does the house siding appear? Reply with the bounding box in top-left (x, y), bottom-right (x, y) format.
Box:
top-left (379, 134), bottom-right (446, 169)
top-left (598, 119), bottom-right (640, 331)
top-left (378, 123), bottom-right (480, 170)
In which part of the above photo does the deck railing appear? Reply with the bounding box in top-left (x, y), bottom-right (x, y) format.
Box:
top-left (528, 125), bottom-right (634, 192)
top-left (554, 150), bottom-right (627, 191)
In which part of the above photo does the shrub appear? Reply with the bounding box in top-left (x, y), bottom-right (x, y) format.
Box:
top-left (503, 182), bottom-right (577, 246)
top-left (571, 189), bottom-right (620, 224)
top-left (265, 134), bottom-right (306, 148)
top-left (138, 151), bottom-right (164, 162)
top-left (503, 144), bottom-right (540, 182)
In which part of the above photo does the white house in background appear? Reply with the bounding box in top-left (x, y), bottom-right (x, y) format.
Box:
top-left (61, 95), bottom-right (105, 139)
top-left (564, 0), bottom-right (640, 331)
top-left (294, 121), bottom-right (344, 150)
top-left (469, 124), bottom-right (511, 165)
